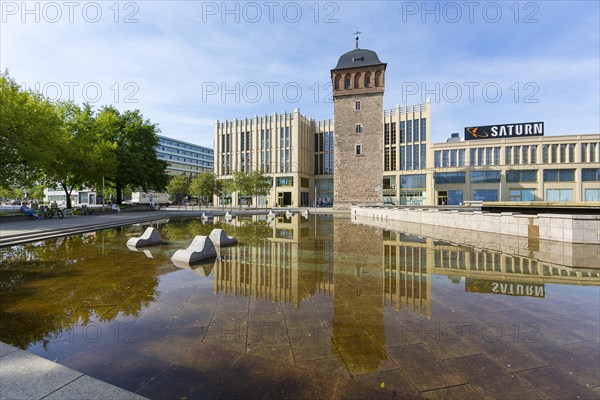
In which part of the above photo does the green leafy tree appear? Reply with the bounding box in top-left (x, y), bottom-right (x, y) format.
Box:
top-left (166, 174), bottom-right (190, 205)
top-left (232, 170), bottom-right (252, 200)
top-left (0, 186), bottom-right (22, 201)
top-left (40, 102), bottom-right (116, 208)
top-left (0, 72), bottom-right (62, 188)
top-left (190, 172), bottom-right (222, 205)
top-left (248, 170), bottom-right (272, 208)
top-left (27, 184), bottom-right (46, 202)
top-left (231, 170), bottom-right (272, 208)
top-left (220, 179), bottom-right (235, 208)
top-left (97, 106), bottom-right (169, 204)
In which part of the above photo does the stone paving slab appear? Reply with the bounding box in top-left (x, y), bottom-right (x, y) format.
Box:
top-left (0, 342), bottom-right (147, 400)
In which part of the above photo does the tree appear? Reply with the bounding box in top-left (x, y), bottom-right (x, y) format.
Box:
top-left (248, 170), bottom-right (272, 208)
top-left (39, 102), bottom-right (116, 208)
top-left (220, 179), bottom-right (235, 208)
top-left (166, 174), bottom-right (190, 205)
top-left (189, 172), bottom-right (222, 205)
top-left (97, 106), bottom-right (169, 204)
top-left (0, 186), bottom-right (21, 201)
top-left (232, 171), bottom-right (252, 206)
top-left (231, 170), bottom-right (272, 208)
top-left (0, 72), bottom-right (62, 188)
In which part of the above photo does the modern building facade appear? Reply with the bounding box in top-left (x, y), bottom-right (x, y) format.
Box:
top-left (156, 134), bottom-right (214, 177)
top-left (213, 41), bottom-right (598, 207)
top-left (430, 133), bottom-right (600, 205)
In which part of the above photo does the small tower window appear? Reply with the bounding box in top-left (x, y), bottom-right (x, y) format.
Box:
top-left (355, 124), bottom-right (363, 134)
top-left (344, 73), bottom-right (351, 89)
top-left (355, 101), bottom-right (361, 111)
top-left (355, 144), bottom-right (362, 155)
top-left (365, 72), bottom-right (371, 88)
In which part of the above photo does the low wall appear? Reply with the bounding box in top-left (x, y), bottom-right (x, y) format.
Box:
top-left (351, 207), bottom-right (599, 245)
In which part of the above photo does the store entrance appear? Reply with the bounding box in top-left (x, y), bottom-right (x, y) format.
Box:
top-left (278, 192), bottom-right (292, 207)
top-left (437, 191), bottom-right (448, 205)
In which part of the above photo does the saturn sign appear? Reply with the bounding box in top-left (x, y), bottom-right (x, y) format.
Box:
top-left (465, 122), bottom-right (544, 140)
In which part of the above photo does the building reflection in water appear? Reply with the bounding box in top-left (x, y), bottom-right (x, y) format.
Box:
top-left (207, 214), bottom-right (599, 374)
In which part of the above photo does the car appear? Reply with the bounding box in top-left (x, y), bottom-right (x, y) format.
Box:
top-left (11, 200), bottom-right (21, 205)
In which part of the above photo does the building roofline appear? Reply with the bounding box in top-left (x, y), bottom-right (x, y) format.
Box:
top-left (157, 134), bottom-right (213, 151)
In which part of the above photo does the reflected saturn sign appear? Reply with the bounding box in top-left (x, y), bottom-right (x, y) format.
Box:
top-left (465, 122), bottom-right (544, 140)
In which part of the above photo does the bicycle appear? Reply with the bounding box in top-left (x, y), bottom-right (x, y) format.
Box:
top-left (44, 207), bottom-right (64, 219)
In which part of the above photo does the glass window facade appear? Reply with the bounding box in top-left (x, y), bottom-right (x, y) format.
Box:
top-left (470, 171), bottom-right (501, 183)
top-left (585, 189), bottom-right (600, 201)
top-left (448, 190), bottom-right (463, 205)
top-left (506, 170), bottom-right (537, 182)
top-left (543, 169), bottom-right (575, 182)
top-left (400, 174), bottom-right (426, 189)
top-left (276, 177), bottom-right (293, 186)
top-left (509, 189), bottom-right (535, 201)
top-left (546, 189), bottom-right (573, 202)
top-left (157, 135), bottom-right (214, 176)
top-left (582, 168), bottom-right (600, 181)
top-left (435, 172), bottom-right (466, 184)
top-left (473, 189), bottom-right (498, 201)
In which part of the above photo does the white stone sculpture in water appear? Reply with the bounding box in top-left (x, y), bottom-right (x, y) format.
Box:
top-left (172, 236), bottom-right (217, 263)
top-left (209, 229), bottom-right (237, 246)
top-left (126, 227), bottom-right (162, 247)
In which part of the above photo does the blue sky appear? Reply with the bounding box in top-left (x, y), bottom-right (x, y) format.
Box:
top-left (2, 1), bottom-right (599, 147)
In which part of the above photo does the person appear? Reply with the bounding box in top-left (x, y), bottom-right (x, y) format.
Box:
top-left (20, 203), bottom-right (40, 219)
top-left (111, 203), bottom-right (121, 213)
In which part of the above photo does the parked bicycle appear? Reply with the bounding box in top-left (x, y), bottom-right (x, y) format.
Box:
top-left (44, 206), bottom-right (64, 219)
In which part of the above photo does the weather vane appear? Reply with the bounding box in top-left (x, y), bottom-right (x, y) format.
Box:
top-left (354, 28), bottom-right (362, 49)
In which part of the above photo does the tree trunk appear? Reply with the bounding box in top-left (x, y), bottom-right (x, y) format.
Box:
top-left (116, 181), bottom-right (122, 204)
top-left (61, 182), bottom-right (72, 209)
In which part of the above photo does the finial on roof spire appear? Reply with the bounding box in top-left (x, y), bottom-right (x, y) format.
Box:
top-left (354, 28), bottom-right (362, 49)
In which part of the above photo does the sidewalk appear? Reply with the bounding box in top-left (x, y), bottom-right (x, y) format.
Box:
top-left (0, 342), bottom-right (147, 400)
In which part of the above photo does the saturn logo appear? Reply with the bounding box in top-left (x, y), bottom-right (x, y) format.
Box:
top-left (466, 127), bottom-right (488, 138)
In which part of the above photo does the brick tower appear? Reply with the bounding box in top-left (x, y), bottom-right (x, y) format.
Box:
top-left (331, 35), bottom-right (386, 210)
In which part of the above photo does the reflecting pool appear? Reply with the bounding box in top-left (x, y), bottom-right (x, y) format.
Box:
top-left (1, 215), bottom-right (599, 399)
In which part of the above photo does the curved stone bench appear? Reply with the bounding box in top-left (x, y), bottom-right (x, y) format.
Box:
top-left (171, 235), bottom-right (216, 264)
top-left (126, 227), bottom-right (162, 248)
top-left (285, 210), bottom-right (294, 219)
top-left (267, 210), bottom-right (276, 218)
top-left (209, 228), bottom-right (237, 246)
top-left (301, 210), bottom-right (309, 219)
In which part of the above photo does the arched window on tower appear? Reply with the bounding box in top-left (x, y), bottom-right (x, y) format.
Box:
top-left (344, 73), bottom-right (351, 89)
top-left (354, 72), bottom-right (361, 89)
top-left (334, 74), bottom-right (341, 90)
top-left (375, 70), bottom-right (382, 87)
top-left (364, 71), bottom-right (372, 88)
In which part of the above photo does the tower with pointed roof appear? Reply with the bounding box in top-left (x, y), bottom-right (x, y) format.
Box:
top-left (331, 34), bottom-right (387, 209)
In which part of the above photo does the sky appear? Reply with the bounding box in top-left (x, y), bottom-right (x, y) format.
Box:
top-left (2, 1), bottom-right (599, 148)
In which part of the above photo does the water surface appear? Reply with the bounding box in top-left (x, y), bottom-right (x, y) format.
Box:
top-left (1, 215), bottom-right (598, 399)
